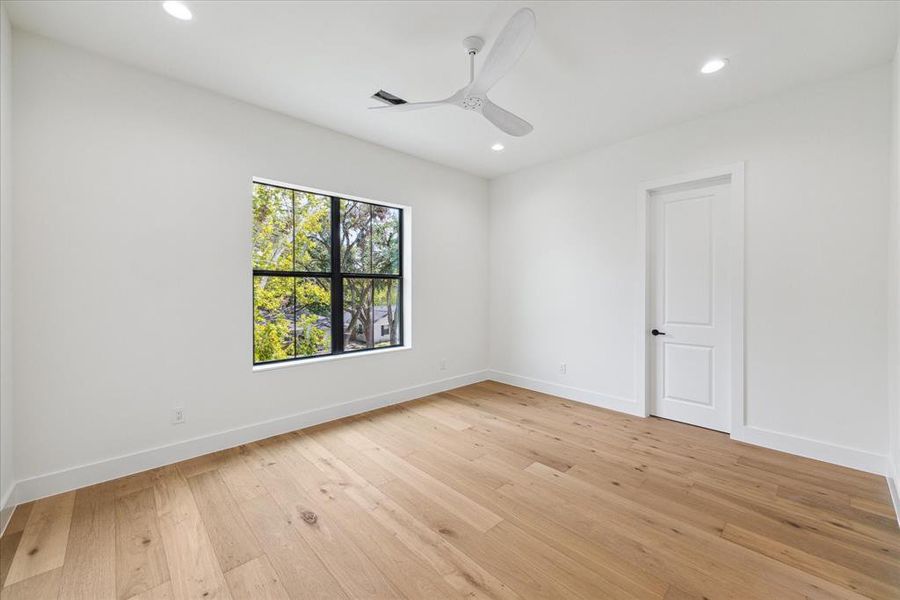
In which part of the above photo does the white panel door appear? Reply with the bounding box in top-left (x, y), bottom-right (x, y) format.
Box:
top-left (649, 183), bottom-right (730, 432)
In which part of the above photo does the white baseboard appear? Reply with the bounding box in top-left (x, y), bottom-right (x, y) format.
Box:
top-left (731, 424), bottom-right (888, 476)
top-left (889, 462), bottom-right (900, 528)
top-left (0, 484), bottom-right (15, 535)
top-left (4, 370), bottom-right (489, 514)
top-left (486, 370), bottom-right (644, 417)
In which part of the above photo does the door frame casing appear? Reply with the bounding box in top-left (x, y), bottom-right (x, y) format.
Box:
top-left (634, 162), bottom-right (745, 437)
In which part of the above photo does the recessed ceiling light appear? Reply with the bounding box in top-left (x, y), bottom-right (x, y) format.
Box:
top-left (162, 1), bottom-right (192, 21)
top-left (491, 143), bottom-right (505, 152)
top-left (700, 58), bottom-right (728, 75)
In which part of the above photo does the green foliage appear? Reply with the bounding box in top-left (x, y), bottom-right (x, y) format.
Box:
top-left (253, 275), bottom-right (293, 362)
top-left (297, 313), bottom-right (328, 356)
top-left (295, 192), bottom-right (331, 271)
top-left (252, 184), bottom-right (332, 363)
top-left (252, 185), bottom-right (292, 271)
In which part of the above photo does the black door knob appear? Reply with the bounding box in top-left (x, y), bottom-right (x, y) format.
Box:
top-left (651, 329), bottom-right (666, 336)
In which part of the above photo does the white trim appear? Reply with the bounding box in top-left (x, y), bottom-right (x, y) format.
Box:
top-left (5, 370), bottom-right (489, 507)
top-left (487, 370), bottom-right (644, 417)
top-left (888, 472), bottom-right (900, 528)
top-left (728, 165), bottom-right (746, 435)
top-left (888, 460), bottom-right (900, 527)
top-left (733, 425), bottom-right (888, 475)
top-left (0, 484), bottom-right (15, 536)
top-left (253, 345), bottom-right (412, 372)
top-left (634, 182), bottom-right (649, 416)
top-left (636, 163), bottom-right (745, 430)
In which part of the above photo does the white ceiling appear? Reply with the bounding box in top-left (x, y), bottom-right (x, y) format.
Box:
top-left (6, 1), bottom-right (898, 178)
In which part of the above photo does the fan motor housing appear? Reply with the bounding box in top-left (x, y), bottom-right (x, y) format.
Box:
top-left (463, 36), bottom-right (484, 55)
top-left (461, 96), bottom-right (484, 111)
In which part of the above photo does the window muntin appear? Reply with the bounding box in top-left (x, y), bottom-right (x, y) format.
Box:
top-left (252, 181), bottom-right (403, 365)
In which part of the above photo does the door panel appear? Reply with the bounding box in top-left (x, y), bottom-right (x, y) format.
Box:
top-left (664, 196), bottom-right (712, 325)
top-left (650, 183), bottom-right (730, 432)
top-left (663, 343), bottom-right (713, 406)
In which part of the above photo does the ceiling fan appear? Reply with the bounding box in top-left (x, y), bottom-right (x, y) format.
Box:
top-left (369, 8), bottom-right (536, 137)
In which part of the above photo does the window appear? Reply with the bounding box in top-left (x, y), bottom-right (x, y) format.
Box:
top-left (252, 181), bottom-right (403, 365)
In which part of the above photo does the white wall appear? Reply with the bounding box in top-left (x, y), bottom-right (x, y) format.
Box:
top-left (489, 66), bottom-right (892, 472)
top-left (0, 5), bottom-right (14, 521)
top-left (10, 31), bottom-right (489, 499)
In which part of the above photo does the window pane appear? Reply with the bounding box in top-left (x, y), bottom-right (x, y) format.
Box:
top-left (294, 192), bottom-right (331, 272)
top-left (340, 200), bottom-right (372, 273)
top-left (252, 184), bottom-right (293, 271)
top-left (296, 278), bottom-right (331, 357)
top-left (343, 278), bottom-right (374, 350)
top-left (372, 206), bottom-right (400, 274)
top-left (253, 275), bottom-right (295, 362)
top-left (374, 279), bottom-right (400, 347)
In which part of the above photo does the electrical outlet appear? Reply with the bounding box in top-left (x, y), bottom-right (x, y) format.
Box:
top-left (559, 363), bottom-right (567, 375)
top-left (439, 359), bottom-right (447, 371)
top-left (172, 408), bottom-right (185, 425)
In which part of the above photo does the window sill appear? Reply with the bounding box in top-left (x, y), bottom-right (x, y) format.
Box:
top-left (252, 345), bottom-right (412, 372)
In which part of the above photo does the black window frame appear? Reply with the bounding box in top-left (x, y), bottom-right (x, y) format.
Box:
top-left (252, 180), bottom-right (404, 366)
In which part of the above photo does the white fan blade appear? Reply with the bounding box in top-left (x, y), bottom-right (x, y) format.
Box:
top-left (468, 8), bottom-right (536, 97)
top-left (482, 99), bottom-right (533, 136)
top-left (368, 100), bottom-right (449, 111)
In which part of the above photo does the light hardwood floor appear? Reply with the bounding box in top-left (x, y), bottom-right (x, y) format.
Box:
top-left (1, 381), bottom-right (898, 599)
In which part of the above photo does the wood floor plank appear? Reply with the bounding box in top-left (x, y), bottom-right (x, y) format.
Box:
top-left (373, 408), bottom-right (486, 461)
top-left (736, 456), bottom-right (890, 504)
top-left (284, 434), bottom-right (464, 599)
top-left (404, 398), bottom-right (472, 431)
top-left (5, 381), bottom-right (897, 600)
top-left (215, 448), bottom-right (266, 504)
top-left (57, 484), bottom-right (116, 600)
top-left (306, 426), bottom-right (398, 486)
top-left (350, 427), bottom-right (503, 533)
top-left (106, 468), bottom-right (166, 499)
top-left (0, 532), bottom-right (22, 589)
top-left (152, 466), bottom-right (231, 600)
top-left (849, 495), bottom-right (900, 520)
top-left (223, 556), bottom-right (289, 600)
top-left (400, 448), bottom-right (670, 599)
top-left (0, 567), bottom-right (62, 600)
top-left (663, 585), bottom-right (703, 600)
top-left (346, 481), bottom-right (520, 600)
top-left (379, 475), bottom-right (633, 600)
top-left (186, 470), bottom-right (261, 572)
top-left (4, 492), bottom-right (76, 587)
top-left (242, 439), bottom-right (401, 600)
top-left (2, 504), bottom-right (33, 538)
top-left (521, 461), bottom-right (872, 600)
top-left (236, 492), bottom-right (348, 600)
top-left (176, 451), bottom-right (231, 480)
top-left (687, 482), bottom-right (900, 585)
top-left (115, 487), bottom-right (169, 600)
top-left (127, 581), bottom-right (174, 600)
top-left (722, 523), bottom-right (900, 599)
top-left (294, 433), bottom-right (519, 600)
